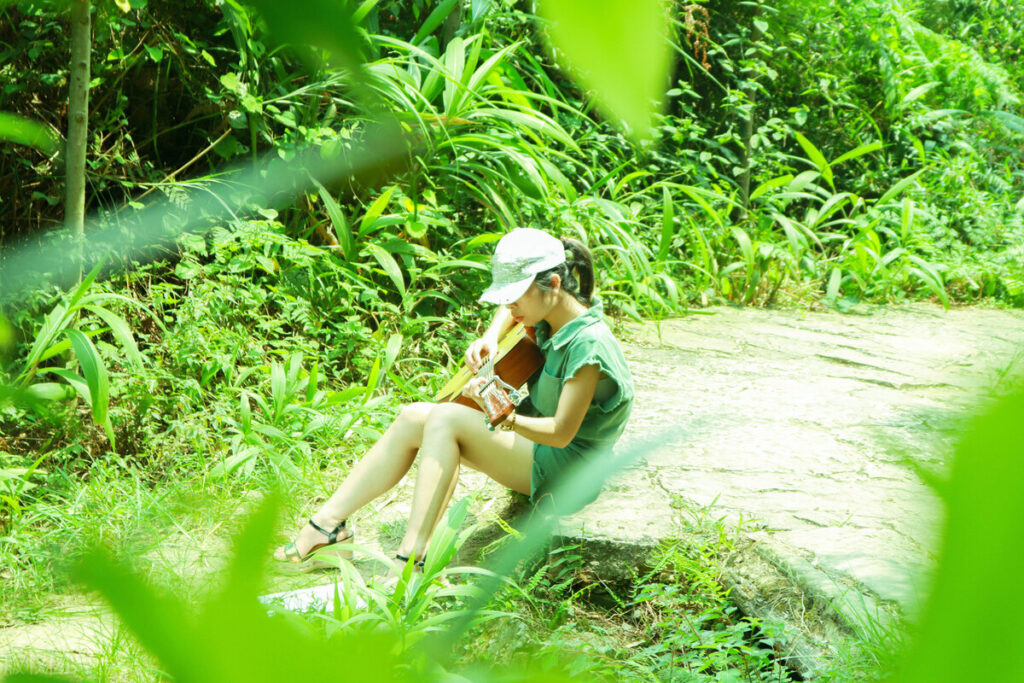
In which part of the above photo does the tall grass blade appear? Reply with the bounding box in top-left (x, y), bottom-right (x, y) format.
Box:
top-left (901, 197), bottom-right (915, 245)
top-left (876, 169), bottom-right (926, 206)
top-left (314, 180), bottom-right (355, 259)
top-left (826, 267), bottom-right (842, 304)
top-left (659, 185), bottom-right (674, 262)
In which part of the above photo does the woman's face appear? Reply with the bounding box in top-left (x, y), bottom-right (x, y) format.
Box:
top-left (507, 278), bottom-right (558, 327)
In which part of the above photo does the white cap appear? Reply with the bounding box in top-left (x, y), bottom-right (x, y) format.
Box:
top-left (478, 228), bottom-right (566, 305)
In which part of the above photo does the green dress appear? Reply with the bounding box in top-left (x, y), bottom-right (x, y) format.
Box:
top-left (518, 298), bottom-right (633, 509)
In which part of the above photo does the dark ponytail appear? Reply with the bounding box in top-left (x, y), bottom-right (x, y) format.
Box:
top-left (535, 237), bottom-right (595, 306)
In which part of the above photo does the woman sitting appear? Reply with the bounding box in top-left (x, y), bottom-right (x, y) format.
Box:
top-left (274, 228), bottom-right (633, 571)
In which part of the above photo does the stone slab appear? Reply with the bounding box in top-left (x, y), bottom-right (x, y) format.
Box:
top-left (560, 303), bottom-right (1024, 673)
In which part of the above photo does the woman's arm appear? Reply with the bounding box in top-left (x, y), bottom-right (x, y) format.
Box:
top-left (511, 364), bottom-right (599, 448)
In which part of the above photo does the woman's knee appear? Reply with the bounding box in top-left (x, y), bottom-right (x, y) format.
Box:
top-left (395, 402), bottom-right (433, 429)
top-left (422, 402), bottom-right (472, 440)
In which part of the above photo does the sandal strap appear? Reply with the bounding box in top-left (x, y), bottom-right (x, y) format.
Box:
top-left (308, 518), bottom-right (346, 544)
top-left (395, 552), bottom-right (425, 568)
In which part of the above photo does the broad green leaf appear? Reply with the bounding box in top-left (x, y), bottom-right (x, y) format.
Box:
top-left (908, 255), bottom-right (949, 307)
top-left (731, 227), bottom-right (755, 268)
top-left (67, 329), bottom-right (110, 430)
top-left (810, 192), bottom-right (854, 229)
top-left (0, 112), bottom-right (58, 153)
top-left (982, 109), bottom-right (1024, 135)
top-left (412, 0), bottom-right (459, 46)
top-left (305, 362), bottom-right (319, 403)
top-left (537, 0), bottom-right (671, 140)
top-left (359, 187), bottom-right (396, 235)
top-left (880, 247), bottom-right (906, 268)
top-left (902, 81), bottom-right (940, 105)
top-left (472, 0), bottom-right (492, 21)
top-left (364, 243), bottom-right (406, 296)
top-left (24, 382), bottom-right (75, 402)
top-left (750, 174), bottom-right (794, 202)
top-left (788, 170), bottom-right (823, 194)
top-left (481, 109), bottom-right (580, 152)
top-left (776, 215), bottom-right (808, 256)
top-left (365, 357), bottom-right (382, 400)
top-left (795, 132), bottom-right (833, 189)
top-left (612, 170), bottom-right (652, 198)
top-left (20, 303), bottom-right (70, 381)
top-left (270, 362), bottom-right (286, 417)
top-left (443, 37), bottom-right (466, 114)
top-left (462, 33), bottom-right (484, 89)
top-left (70, 550), bottom-right (201, 678)
top-left (240, 393), bottom-right (251, 432)
top-left (68, 262), bottom-right (105, 310)
top-left (84, 305), bottom-right (143, 367)
top-left (42, 368), bottom-right (90, 406)
top-left (831, 141), bottom-right (883, 167)
top-left (406, 220), bottom-right (428, 240)
top-left (913, 108), bottom-right (970, 127)
top-left (465, 43), bottom-right (519, 95)
top-left (113, 0), bottom-right (131, 11)
top-left (251, 423), bottom-right (288, 440)
top-left (673, 184), bottom-right (730, 230)
top-left (0, 313), bottom-right (11, 352)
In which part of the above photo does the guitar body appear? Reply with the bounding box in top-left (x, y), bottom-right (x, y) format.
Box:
top-left (435, 324), bottom-right (544, 422)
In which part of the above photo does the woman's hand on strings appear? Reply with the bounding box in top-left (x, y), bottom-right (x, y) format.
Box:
top-left (465, 334), bottom-right (498, 373)
top-left (461, 377), bottom-right (488, 409)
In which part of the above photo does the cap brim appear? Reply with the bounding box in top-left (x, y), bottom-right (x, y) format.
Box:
top-left (478, 275), bottom-right (534, 305)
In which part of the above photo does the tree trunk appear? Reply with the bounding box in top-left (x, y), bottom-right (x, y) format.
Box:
top-left (737, 9), bottom-right (761, 224)
top-left (66, 0), bottom-right (91, 275)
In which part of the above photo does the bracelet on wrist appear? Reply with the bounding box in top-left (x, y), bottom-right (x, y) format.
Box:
top-left (500, 411), bottom-right (516, 432)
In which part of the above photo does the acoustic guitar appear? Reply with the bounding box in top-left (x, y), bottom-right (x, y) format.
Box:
top-left (434, 323), bottom-right (544, 427)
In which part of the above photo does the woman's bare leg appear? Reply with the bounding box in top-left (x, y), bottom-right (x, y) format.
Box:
top-left (396, 402), bottom-right (533, 561)
top-left (274, 402), bottom-right (433, 559)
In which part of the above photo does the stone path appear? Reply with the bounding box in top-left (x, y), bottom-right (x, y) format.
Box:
top-left (559, 303), bottom-right (1024, 670)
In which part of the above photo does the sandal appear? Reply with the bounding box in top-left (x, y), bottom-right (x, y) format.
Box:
top-left (394, 553), bottom-right (425, 571)
top-left (276, 518), bottom-right (353, 572)
top-left (375, 553), bottom-right (426, 589)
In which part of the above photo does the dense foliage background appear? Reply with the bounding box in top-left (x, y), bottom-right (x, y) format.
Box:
top-left (0, 0), bottom-right (1022, 680)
